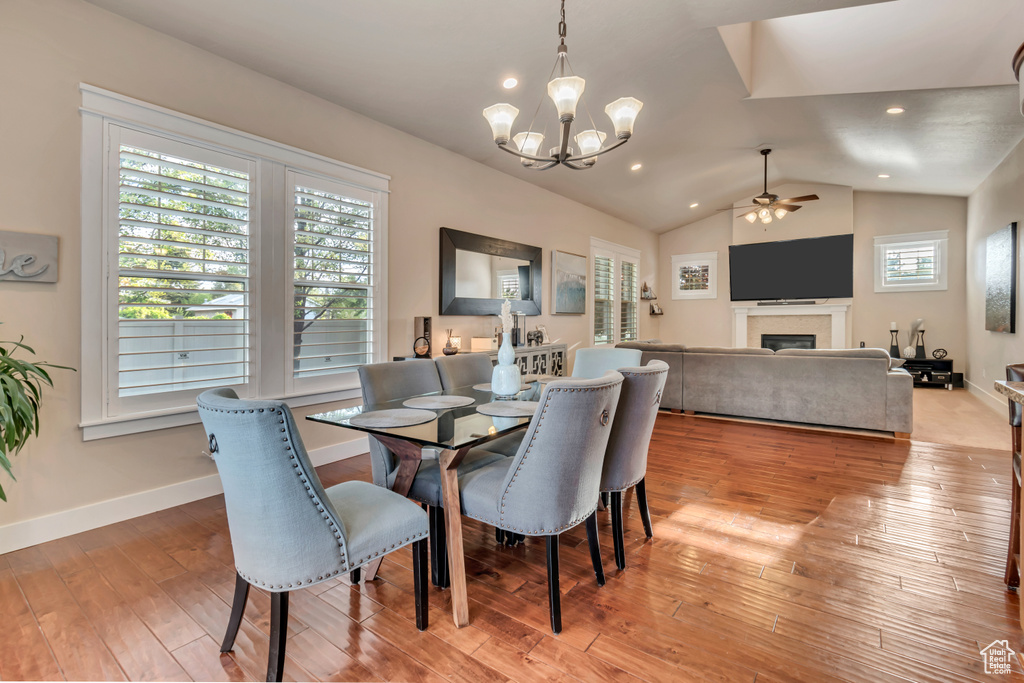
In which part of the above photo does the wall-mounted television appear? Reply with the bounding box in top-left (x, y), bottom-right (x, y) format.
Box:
top-left (729, 233), bottom-right (854, 301)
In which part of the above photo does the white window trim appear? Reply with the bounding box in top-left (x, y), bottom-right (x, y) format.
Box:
top-left (671, 251), bottom-right (718, 300)
top-left (589, 237), bottom-right (641, 346)
top-left (873, 230), bottom-right (948, 293)
top-left (80, 85), bottom-right (388, 440)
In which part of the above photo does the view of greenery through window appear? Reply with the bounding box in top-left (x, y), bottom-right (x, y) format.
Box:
top-left (291, 183), bottom-right (373, 377)
top-left (118, 146), bottom-right (249, 319)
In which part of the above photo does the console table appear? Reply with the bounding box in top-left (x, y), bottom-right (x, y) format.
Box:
top-left (394, 342), bottom-right (567, 378)
top-left (481, 342), bottom-right (567, 377)
top-left (901, 358), bottom-right (954, 390)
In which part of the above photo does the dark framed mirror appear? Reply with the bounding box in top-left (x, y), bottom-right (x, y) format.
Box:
top-left (440, 228), bottom-right (542, 315)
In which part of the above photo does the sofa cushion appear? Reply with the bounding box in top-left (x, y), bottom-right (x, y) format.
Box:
top-left (774, 347), bottom-right (890, 359)
top-left (685, 346), bottom-right (775, 355)
top-left (617, 341), bottom-right (686, 353)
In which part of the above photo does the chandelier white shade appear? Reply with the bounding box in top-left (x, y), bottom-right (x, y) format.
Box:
top-left (481, 103), bottom-right (519, 145)
top-left (605, 97), bottom-right (644, 139)
top-left (482, 0), bottom-right (642, 171)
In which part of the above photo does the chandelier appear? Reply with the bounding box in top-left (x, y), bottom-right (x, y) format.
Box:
top-left (482, 0), bottom-right (643, 170)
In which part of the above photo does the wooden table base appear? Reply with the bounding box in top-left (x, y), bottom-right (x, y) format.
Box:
top-left (439, 446), bottom-right (471, 627)
top-left (368, 435), bottom-right (472, 627)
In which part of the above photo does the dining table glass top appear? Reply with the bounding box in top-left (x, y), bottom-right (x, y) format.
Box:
top-left (306, 380), bottom-right (548, 451)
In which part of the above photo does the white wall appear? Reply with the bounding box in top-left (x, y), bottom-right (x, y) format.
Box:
top-left (0, 0), bottom-right (658, 538)
top-left (657, 184), bottom-right (967, 357)
top-left (966, 136), bottom-right (1024, 411)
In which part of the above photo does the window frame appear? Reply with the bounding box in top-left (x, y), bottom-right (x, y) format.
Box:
top-left (589, 237), bottom-right (641, 347)
top-left (873, 230), bottom-right (948, 293)
top-left (80, 85), bottom-right (389, 440)
top-left (671, 251), bottom-right (718, 300)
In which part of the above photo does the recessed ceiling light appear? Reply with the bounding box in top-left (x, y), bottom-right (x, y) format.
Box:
top-left (886, 106), bottom-right (905, 114)
top-left (502, 77), bottom-right (518, 89)
top-left (878, 173), bottom-right (890, 178)
top-left (689, 202), bottom-right (699, 208)
top-left (630, 163), bottom-right (642, 171)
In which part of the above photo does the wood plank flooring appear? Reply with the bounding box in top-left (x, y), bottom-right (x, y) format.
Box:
top-left (2, 414), bottom-right (1024, 681)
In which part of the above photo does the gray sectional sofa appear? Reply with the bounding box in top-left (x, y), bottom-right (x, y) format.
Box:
top-left (616, 341), bottom-right (913, 436)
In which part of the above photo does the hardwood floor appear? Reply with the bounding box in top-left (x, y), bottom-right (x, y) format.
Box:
top-left (2, 414), bottom-right (1023, 682)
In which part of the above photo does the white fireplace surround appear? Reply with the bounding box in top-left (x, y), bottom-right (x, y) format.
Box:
top-left (733, 304), bottom-right (851, 349)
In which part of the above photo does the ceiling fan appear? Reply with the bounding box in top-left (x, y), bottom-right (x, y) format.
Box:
top-left (721, 149), bottom-right (818, 225)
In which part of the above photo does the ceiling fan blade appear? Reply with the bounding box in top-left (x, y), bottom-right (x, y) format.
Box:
top-left (777, 194), bottom-right (819, 204)
top-left (774, 203), bottom-right (803, 212)
top-left (717, 205), bottom-right (759, 211)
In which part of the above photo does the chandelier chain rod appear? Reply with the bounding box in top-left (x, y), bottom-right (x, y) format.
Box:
top-left (558, 0), bottom-right (566, 45)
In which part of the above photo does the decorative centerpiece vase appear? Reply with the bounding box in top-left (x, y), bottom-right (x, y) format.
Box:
top-left (491, 300), bottom-right (521, 397)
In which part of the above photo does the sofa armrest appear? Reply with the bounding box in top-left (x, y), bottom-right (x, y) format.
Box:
top-left (885, 369), bottom-right (913, 434)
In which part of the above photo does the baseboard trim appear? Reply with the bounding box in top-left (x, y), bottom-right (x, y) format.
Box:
top-left (966, 379), bottom-right (1005, 415)
top-left (0, 436), bottom-right (368, 556)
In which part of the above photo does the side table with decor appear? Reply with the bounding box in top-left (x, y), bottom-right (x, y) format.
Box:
top-left (901, 358), bottom-right (956, 390)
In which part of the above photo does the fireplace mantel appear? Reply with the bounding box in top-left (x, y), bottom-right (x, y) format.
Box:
top-left (732, 303), bottom-right (851, 349)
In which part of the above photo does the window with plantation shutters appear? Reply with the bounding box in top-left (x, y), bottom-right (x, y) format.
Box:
top-left (289, 172), bottom-right (377, 389)
top-left (590, 239), bottom-right (640, 346)
top-left (593, 255), bottom-right (614, 345)
top-left (874, 231), bottom-right (948, 293)
top-left (115, 131), bottom-right (254, 409)
top-left (82, 89), bottom-right (389, 438)
top-left (620, 260), bottom-right (638, 342)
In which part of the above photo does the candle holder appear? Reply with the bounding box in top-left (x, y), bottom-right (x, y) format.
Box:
top-left (889, 330), bottom-right (900, 359)
top-left (915, 330), bottom-right (926, 359)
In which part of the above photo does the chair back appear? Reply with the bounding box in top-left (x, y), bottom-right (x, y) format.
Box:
top-left (601, 360), bottom-right (669, 492)
top-left (572, 348), bottom-right (642, 379)
top-left (197, 388), bottom-right (349, 589)
top-left (496, 372), bottom-right (623, 534)
top-left (435, 353), bottom-right (494, 390)
top-left (1009, 364), bottom-right (1024, 427)
top-left (358, 360), bottom-right (443, 484)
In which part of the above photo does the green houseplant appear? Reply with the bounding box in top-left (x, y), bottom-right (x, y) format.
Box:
top-left (0, 328), bottom-right (73, 501)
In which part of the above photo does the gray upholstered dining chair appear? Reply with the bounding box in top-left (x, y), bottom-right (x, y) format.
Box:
top-left (600, 360), bottom-right (669, 570)
top-left (458, 371), bottom-right (624, 634)
top-left (435, 352), bottom-right (494, 390)
top-left (196, 388), bottom-right (429, 682)
top-left (435, 353), bottom-right (524, 459)
top-left (572, 347), bottom-right (642, 379)
top-left (1006, 364), bottom-right (1024, 590)
top-left (358, 359), bottom-right (507, 588)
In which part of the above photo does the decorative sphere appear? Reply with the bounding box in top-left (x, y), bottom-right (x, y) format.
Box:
top-left (932, 348), bottom-right (948, 359)
top-left (902, 346), bottom-right (916, 359)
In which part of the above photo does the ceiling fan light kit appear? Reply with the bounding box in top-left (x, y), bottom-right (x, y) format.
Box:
top-left (482, 0), bottom-right (642, 170)
top-left (726, 148), bottom-right (819, 227)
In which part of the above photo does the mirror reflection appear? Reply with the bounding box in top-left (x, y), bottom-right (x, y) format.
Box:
top-left (454, 250), bottom-right (532, 300)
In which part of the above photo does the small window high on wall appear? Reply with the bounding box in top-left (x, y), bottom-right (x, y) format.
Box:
top-left (590, 238), bottom-right (640, 346)
top-left (874, 230), bottom-right (948, 293)
top-left (80, 85), bottom-right (389, 439)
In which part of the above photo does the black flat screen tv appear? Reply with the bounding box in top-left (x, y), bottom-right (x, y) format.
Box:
top-left (729, 233), bottom-right (854, 301)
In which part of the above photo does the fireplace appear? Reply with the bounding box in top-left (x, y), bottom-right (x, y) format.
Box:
top-left (761, 334), bottom-right (816, 351)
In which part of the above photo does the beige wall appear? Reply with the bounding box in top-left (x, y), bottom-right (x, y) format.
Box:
top-left (852, 192), bottom-right (967, 358)
top-left (657, 185), bottom-right (967, 359)
top-left (966, 136), bottom-right (1024, 411)
top-left (0, 0), bottom-right (658, 530)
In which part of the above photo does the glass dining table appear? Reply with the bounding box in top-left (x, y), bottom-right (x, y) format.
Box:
top-left (306, 379), bottom-right (548, 628)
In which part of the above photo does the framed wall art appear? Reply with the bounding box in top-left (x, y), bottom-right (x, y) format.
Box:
top-left (985, 222), bottom-right (1017, 333)
top-left (552, 250), bottom-right (587, 314)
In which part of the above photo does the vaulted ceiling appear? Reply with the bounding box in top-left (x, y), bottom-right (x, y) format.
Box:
top-left (84, 0), bottom-right (1024, 232)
